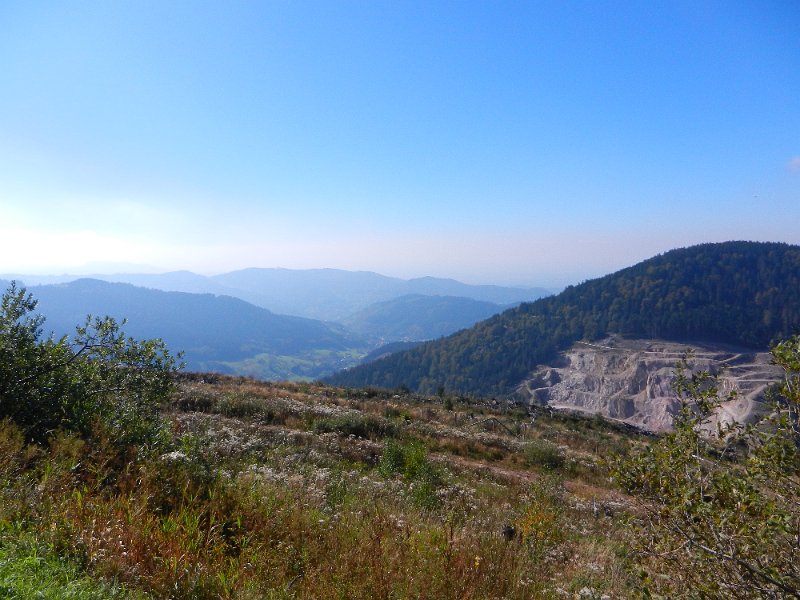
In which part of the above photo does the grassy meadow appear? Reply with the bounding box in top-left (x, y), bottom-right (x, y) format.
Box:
top-left (0, 374), bottom-right (643, 599)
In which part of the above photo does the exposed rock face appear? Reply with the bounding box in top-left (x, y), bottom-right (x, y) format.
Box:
top-left (518, 337), bottom-right (782, 432)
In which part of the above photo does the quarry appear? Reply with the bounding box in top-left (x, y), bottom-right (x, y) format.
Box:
top-left (519, 336), bottom-right (783, 432)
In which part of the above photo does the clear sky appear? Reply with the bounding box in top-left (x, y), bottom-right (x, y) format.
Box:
top-left (1, 1), bottom-right (798, 287)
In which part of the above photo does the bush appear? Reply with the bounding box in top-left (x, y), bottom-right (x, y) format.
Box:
top-left (379, 439), bottom-right (442, 509)
top-left (312, 414), bottom-right (397, 439)
top-left (613, 339), bottom-right (800, 597)
top-left (523, 438), bottom-right (565, 471)
top-left (0, 528), bottom-right (136, 599)
top-left (0, 282), bottom-right (180, 447)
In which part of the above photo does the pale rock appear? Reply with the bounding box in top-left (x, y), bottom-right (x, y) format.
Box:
top-left (518, 337), bottom-right (781, 432)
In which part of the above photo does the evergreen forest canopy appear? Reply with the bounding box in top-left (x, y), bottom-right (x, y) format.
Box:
top-left (326, 241), bottom-right (800, 397)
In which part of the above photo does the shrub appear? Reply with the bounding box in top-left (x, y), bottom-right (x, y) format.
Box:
top-left (523, 438), bottom-right (565, 471)
top-left (0, 528), bottom-right (137, 599)
top-left (613, 339), bottom-right (800, 597)
top-left (379, 439), bottom-right (442, 509)
top-left (312, 414), bottom-right (397, 439)
top-left (171, 387), bottom-right (216, 412)
top-left (516, 476), bottom-right (566, 562)
top-left (0, 282), bottom-right (180, 447)
top-left (382, 406), bottom-right (411, 421)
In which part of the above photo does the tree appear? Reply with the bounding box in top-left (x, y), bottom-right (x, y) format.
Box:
top-left (0, 282), bottom-right (180, 447)
top-left (613, 338), bottom-right (800, 598)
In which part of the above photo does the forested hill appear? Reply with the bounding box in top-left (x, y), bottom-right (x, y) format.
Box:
top-left (339, 294), bottom-right (510, 343)
top-left (326, 241), bottom-right (800, 397)
top-left (29, 279), bottom-right (362, 374)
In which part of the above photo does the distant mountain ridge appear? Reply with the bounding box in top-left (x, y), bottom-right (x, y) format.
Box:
top-left (340, 294), bottom-right (512, 343)
top-left (28, 279), bottom-right (365, 379)
top-left (5, 276), bottom-right (522, 382)
top-left (4, 268), bottom-right (550, 321)
top-left (326, 241), bottom-right (800, 397)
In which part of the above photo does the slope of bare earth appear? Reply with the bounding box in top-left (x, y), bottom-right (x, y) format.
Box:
top-left (517, 337), bottom-right (783, 432)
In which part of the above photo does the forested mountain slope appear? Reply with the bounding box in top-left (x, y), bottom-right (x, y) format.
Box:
top-left (340, 294), bottom-right (510, 343)
top-left (30, 279), bottom-right (364, 375)
top-left (211, 268), bottom-right (547, 320)
top-left (326, 241), bottom-right (800, 397)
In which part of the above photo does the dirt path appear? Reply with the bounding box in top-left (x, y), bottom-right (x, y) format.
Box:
top-left (434, 452), bottom-right (631, 504)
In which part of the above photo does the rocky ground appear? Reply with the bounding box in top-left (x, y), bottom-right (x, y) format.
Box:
top-left (518, 336), bottom-right (783, 432)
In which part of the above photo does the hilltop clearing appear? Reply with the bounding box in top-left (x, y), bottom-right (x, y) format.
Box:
top-left (0, 373), bottom-right (643, 598)
top-left (2, 274), bottom-right (797, 597)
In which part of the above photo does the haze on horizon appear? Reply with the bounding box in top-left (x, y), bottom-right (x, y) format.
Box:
top-left (1, 2), bottom-right (798, 289)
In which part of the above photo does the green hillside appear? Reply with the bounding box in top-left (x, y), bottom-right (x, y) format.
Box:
top-left (2, 272), bottom-right (798, 598)
top-left (326, 241), bottom-right (800, 396)
top-left (340, 294), bottom-right (509, 342)
top-left (30, 279), bottom-right (366, 378)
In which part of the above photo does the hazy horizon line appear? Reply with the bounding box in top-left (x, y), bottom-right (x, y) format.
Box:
top-left (0, 264), bottom-right (563, 291)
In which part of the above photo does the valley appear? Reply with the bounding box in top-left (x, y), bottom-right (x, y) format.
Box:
top-left (0, 271), bottom-right (542, 382)
top-left (2, 241), bottom-right (799, 597)
top-left (4, 4), bottom-right (797, 595)
top-left (6, 267), bottom-right (548, 321)
top-left (7, 241), bottom-right (798, 426)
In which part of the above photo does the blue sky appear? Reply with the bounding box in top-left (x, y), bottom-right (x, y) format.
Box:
top-left (1, 1), bottom-right (798, 287)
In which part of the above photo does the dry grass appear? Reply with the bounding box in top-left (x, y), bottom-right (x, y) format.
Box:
top-left (0, 376), bottom-right (643, 598)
